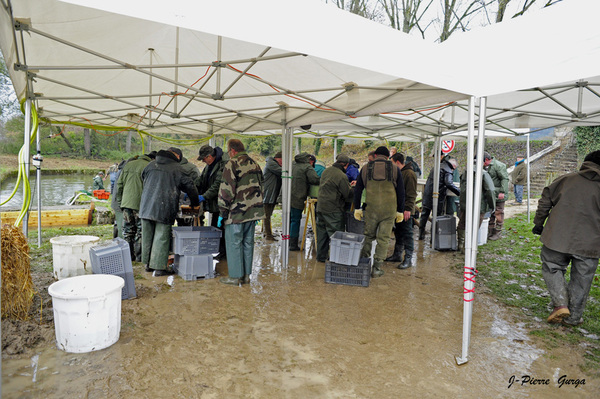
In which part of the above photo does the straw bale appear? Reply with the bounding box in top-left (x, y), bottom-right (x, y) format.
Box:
top-left (1, 224), bottom-right (35, 320)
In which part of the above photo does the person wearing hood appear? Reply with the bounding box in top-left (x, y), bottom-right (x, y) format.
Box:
top-left (289, 152), bottom-right (320, 251)
top-left (262, 151), bottom-right (283, 240)
top-left (140, 147), bottom-right (200, 276)
top-left (315, 154), bottom-right (353, 262)
top-left (345, 158), bottom-right (360, 183)
top-left (92, 171), bottom-right (105, 191)
top-left (196, 144), bottom-right (228, 256)
top-left (116, 151), bottom-right (157, 261)
top-left (533, 150), bottom-right (600, 327)
top-left (511, 155), bottom-right (527, 204)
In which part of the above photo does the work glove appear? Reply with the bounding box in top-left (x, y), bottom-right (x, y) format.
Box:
top-left (532, 225), bottom-right (543, 235)
top-left (395, 212), bottom-right (404, 223)
top-left (217, 216), bottom-right (224, 228)
top-left (354, 209), bottom-right (363, 221)
top-left (198, 195), bottom-right (205, 202)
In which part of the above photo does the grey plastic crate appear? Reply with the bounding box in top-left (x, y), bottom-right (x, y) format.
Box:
top-left (172, 226), bottom-right (222, 255)
top-left (325, 257), bottom-right (371, 287)
top-left (329, 231), bottom-right (365, 266)
top-left (89, 238), bottom-right (136, 299)
top-left (173, 254), bottom-right (215, 280)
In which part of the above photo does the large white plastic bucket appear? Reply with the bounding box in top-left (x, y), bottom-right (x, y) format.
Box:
top-left (478, 218), bottom-right (490, 246)
top-left (48, 274), bottom-right (124, 353)
top-left (50, 235), bottom-right (100, 280)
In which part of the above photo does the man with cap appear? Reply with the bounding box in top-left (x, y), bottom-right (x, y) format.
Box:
top-left (262, 151), bottom-right (283, 240)
top-left (289, 152), bottom-right (321, 251)
top-left (217, 139), bottom-right (264, 285)
top-left (139, 147), bottom-right (200, 276)
top-left (511, 155), bottom-right (527, 205)
top-left (315, 154), bottom-right (354, 262)
top-left (195, 144), bottom-right (228, 256)
top-left (92, 171), bottom-right (105, 191)
top-left (116, 151), bottom-right (156, 261)
top-left (483, 151), bottom-right (509, 240)
top-left (533, 150), bottom-right (600, 326)
top-left (354, 146), bottom-right (405, 278)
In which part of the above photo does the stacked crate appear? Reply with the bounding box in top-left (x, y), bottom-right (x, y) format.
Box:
top-left (172, 226), bottom-right (222, 280)
top-left (325, 231), bottom-right (370, 287)
top-left (89, 237), bottom-right (136, 299)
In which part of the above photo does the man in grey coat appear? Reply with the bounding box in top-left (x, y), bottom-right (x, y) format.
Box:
top-left (533, 150), bottom-right (600, 326)
top-left (262, 151), bottom-right (282, 240)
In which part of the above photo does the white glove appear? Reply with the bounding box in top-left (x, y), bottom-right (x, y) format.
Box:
top-left (395, 212), bottom-right (404, 223)
top-left (354, 209), bottom-right (363, 221)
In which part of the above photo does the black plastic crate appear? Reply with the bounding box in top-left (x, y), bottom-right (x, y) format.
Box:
top-left (325, 257), bottom-right (371, 287)
top-left (345, 212), bottom-right (365, 234)
top-left (172, 226), bottom-right (222, 255)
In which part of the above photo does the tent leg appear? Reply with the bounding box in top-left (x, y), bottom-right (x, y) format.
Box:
top-left (22, 99), bottom-right (32, 237)
top-left (456, 96), bottom-right (487, 365)
top-left (280, 124), bottom-right (293, 268)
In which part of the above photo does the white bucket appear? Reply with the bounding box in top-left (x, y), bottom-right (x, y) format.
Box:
top-left (48, 274), bottom-right (124, 353)
top-left (478, 218), bottom-right (490, 246)
top-left (50, 235), bottom-right (100, 280)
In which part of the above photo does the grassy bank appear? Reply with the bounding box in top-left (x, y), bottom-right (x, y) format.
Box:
top-left (460, 214), bottom-right (600, 374)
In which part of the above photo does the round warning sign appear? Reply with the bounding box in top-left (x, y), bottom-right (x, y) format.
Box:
top-left (441, 140), bottom-right (455, 154)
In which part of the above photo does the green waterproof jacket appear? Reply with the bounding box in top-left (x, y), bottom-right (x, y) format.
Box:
top-left (401, 163), bottom-right (418, 215)
top-left (511, 160), bottom-right (527, 186)
top-left (486, 159), bottom-right (509, 200)
top-left (316, 162), bottom-right (353, 214)
top-left (262, 156), bottom-right (282, 205)
top-left (116, 154), bottom-right (152, 211)
top-left (218, 151), bottom-right (264, 224)
top-left (139, 150), bottom-right (200, 224)
top-left (195, 147), bottom-right (228, 213)
top-left (92, 175), bottom-right (104, 191)
top-left (291, 152), bottom-right (320, 210)
top-left (180, 157), bottom-right (200, 184)
top-left (459, 169), bottom-right (496, 215)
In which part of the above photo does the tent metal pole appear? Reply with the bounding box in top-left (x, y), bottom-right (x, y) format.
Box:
top-left (22, 98), bottom-right (31, 237)
top-left (36, 117), bottom-right (42, 247)
top-left (526, 133), bottom-right (531, 223)
top-left (280, 106), bottom-right (292, 268)
top-left (333, 138), bottom-right (338, 162)
top-left (420, 141), bottom-right (424, 178)
top-left (431, 136), bottom-right (441, 246)
top-left (457, 96), bottom-right (487, 365)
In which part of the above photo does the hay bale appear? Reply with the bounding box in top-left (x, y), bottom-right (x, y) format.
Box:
top-left (1, 224), bottom-right (35, 320)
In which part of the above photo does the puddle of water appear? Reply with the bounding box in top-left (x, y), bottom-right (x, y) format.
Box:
top-left (2, 233), bottom-right (598, 398)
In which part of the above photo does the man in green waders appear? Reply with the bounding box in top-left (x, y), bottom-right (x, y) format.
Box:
top-left (353, 146), bottom-right (405, 278)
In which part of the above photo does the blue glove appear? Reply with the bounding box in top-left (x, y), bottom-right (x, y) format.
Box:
top-left (183, 193), bottom-right (188, 200)
top-left (217, 216), bottom-right (224, 228)
top-left (198, 195), bottom-right (205, 202)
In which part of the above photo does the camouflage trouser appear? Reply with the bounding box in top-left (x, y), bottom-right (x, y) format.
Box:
top-left (122, 208), bottom-right (142, 262)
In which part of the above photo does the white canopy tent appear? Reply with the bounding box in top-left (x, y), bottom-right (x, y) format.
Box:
top-left (2, 0), bottom-right (600, 367)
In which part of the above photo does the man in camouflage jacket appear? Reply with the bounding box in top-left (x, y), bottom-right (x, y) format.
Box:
top-left (218, 139), bottom-right (264, 285)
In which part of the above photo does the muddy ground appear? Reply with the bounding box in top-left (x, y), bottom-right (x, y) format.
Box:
top-left (2, 200), bottom-right (599, 398)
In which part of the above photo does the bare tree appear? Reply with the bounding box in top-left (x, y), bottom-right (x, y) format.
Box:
top-left (378, 0), bottom-right (435, 37)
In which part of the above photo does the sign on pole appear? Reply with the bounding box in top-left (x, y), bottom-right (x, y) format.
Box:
top-left (442, 140), bottom-right (455, 154)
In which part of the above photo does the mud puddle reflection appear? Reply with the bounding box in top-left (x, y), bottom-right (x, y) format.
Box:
top-left (2, 236), bottom-right (597, 398)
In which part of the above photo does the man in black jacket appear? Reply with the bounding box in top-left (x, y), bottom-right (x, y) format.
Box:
top-left (140, 147), bottom-right (200, 276)
top-left (418, 154), bottom-right (460, 240)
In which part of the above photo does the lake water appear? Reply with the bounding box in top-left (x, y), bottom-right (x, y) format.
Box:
top-left (0, 174), bottom-right (101, 209)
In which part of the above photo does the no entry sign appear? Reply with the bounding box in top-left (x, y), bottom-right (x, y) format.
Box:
top-left (442, 140), bottom-right (455, 154)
